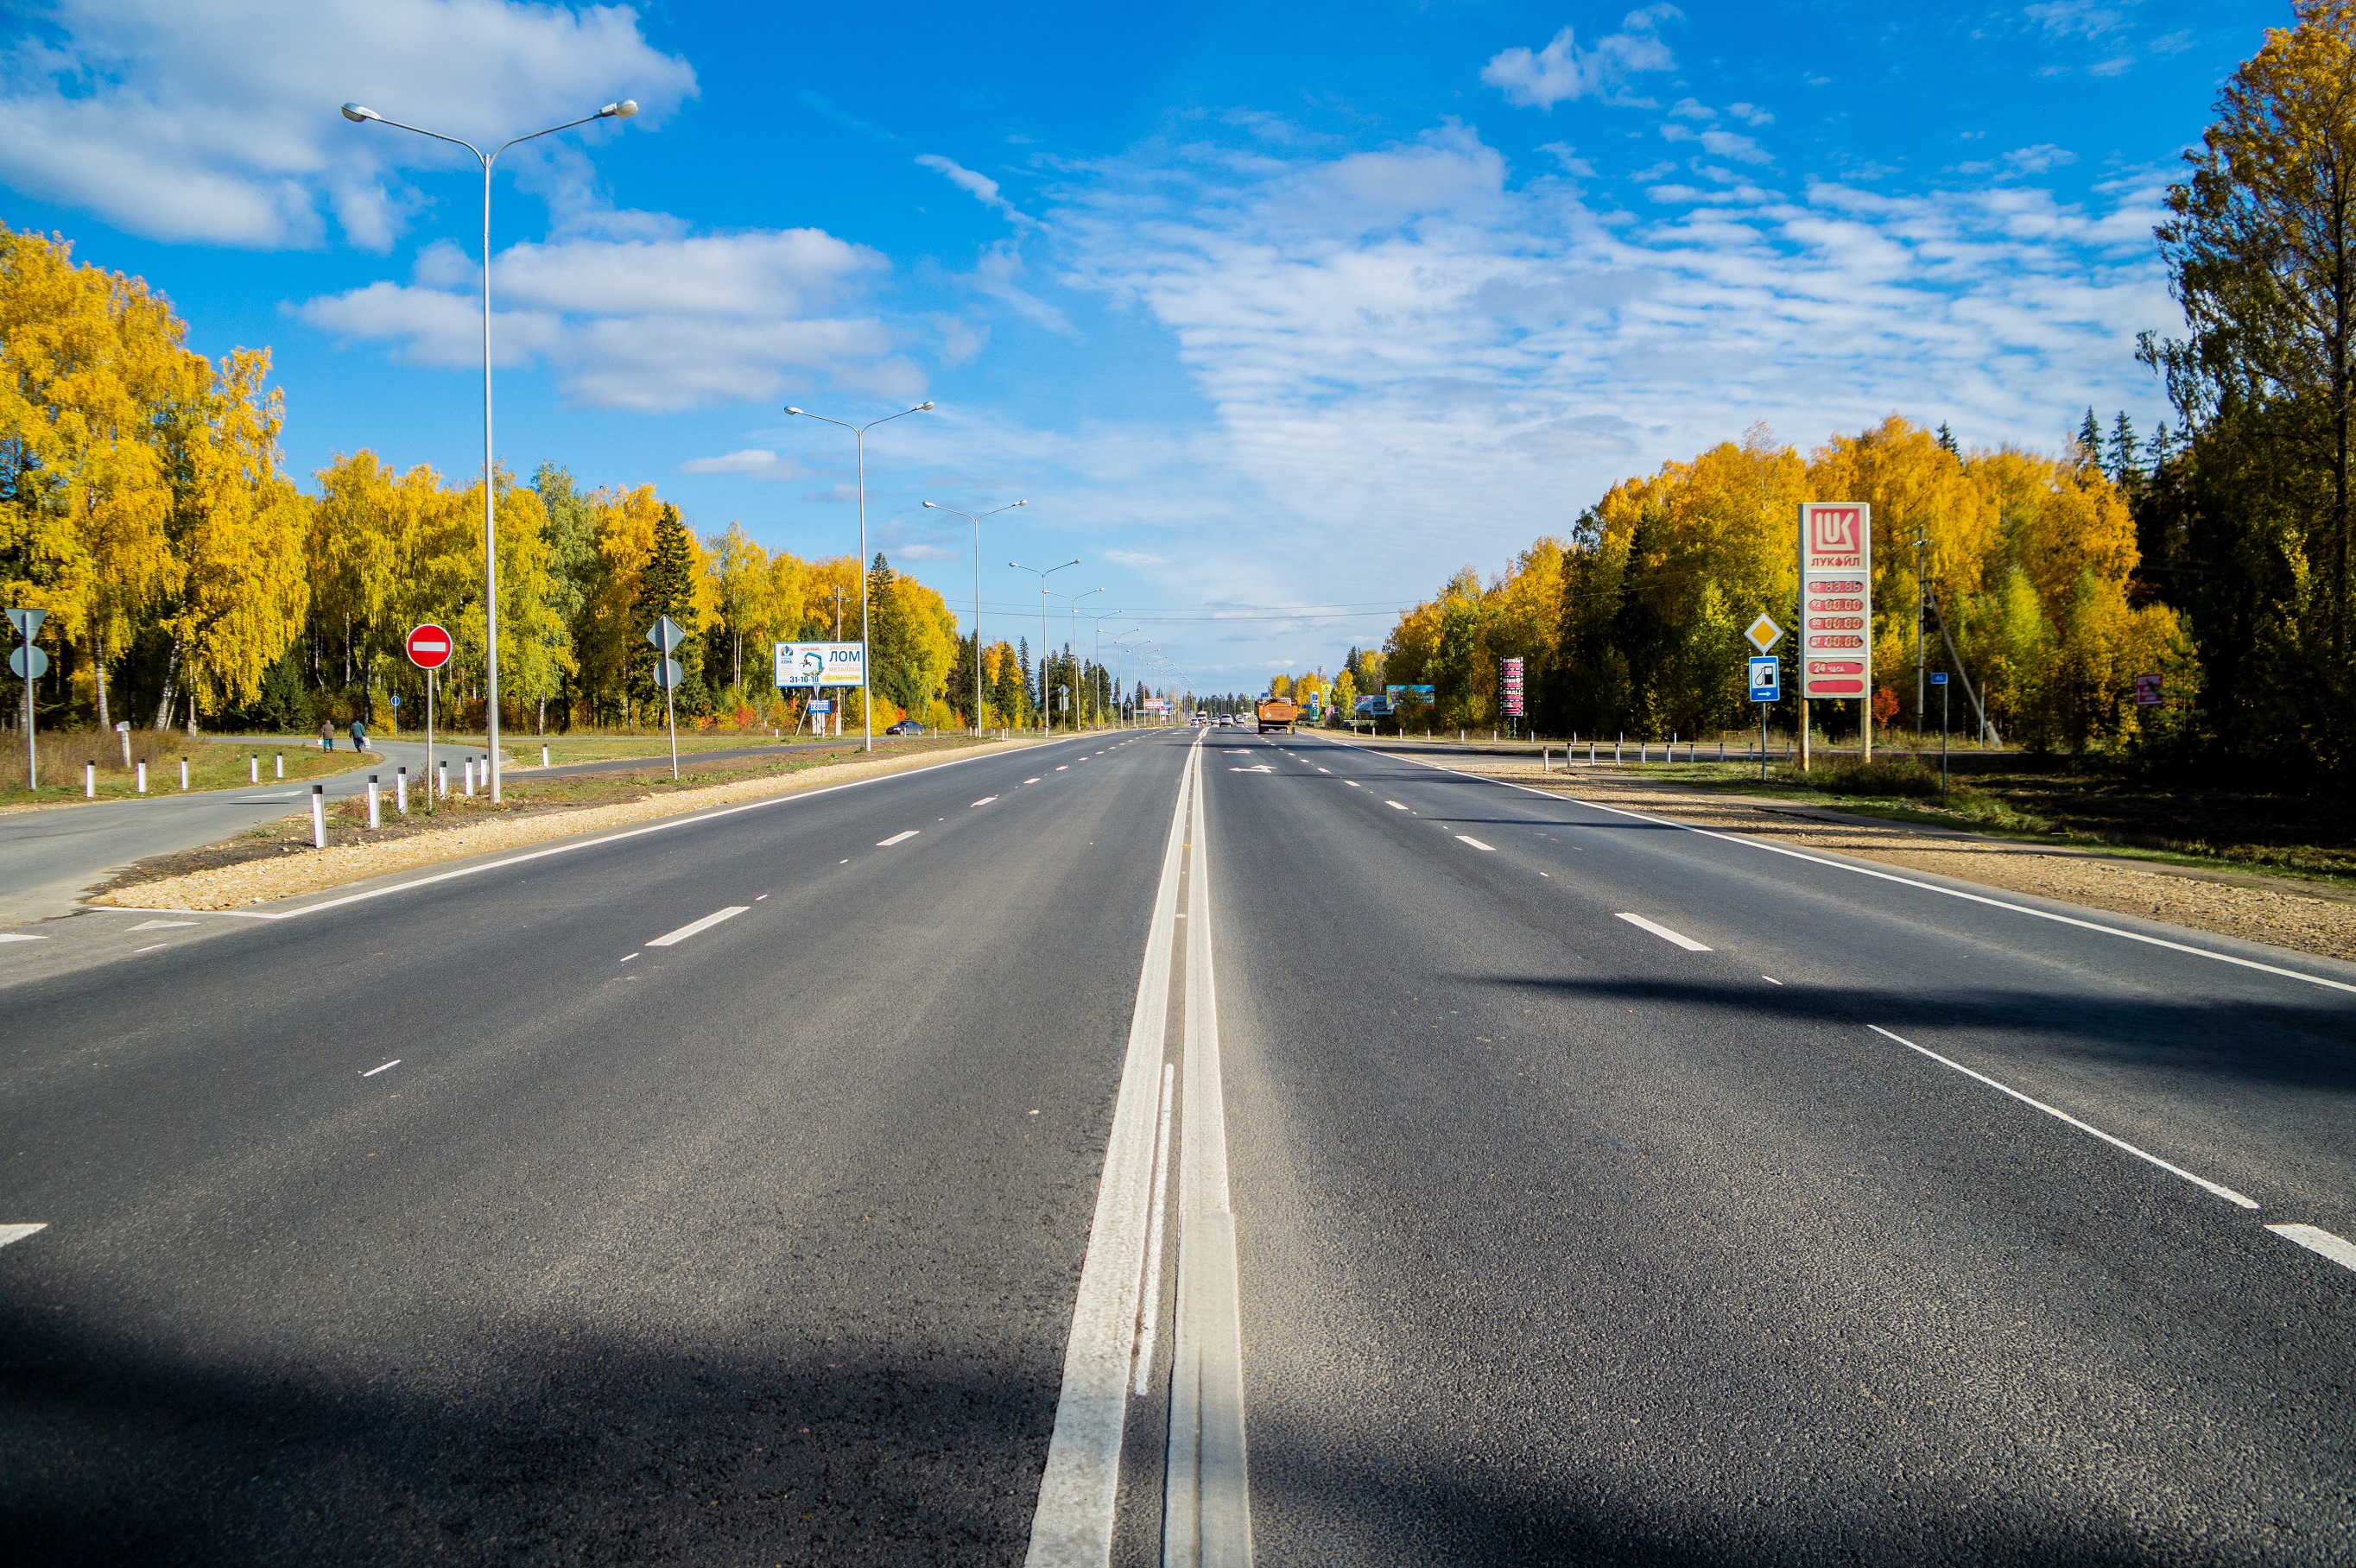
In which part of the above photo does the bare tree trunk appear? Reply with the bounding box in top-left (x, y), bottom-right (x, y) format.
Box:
top-left (183, 683), bottom-right (199, 737)
top-left (92, 629), bottom-right (110, 732)
top-left (152, 638), bottom-right (180, 730)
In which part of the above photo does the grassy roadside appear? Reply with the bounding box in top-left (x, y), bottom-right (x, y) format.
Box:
top-left (99, 733), bottom-right (995, 893)
top-left (0, 732), bottom-right (369, 809)
top-left (1567, 756), bottom-right (2356, 888)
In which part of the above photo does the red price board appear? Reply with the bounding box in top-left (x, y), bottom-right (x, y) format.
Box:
top-left (1798, 504), bottom-right (1871, 699)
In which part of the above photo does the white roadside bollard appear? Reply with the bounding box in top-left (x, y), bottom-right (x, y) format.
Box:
top-left (250, 755), bottom-right (259, 783)
top-left (136, 762), bottom-right (147, 793)
top-left (84, 760), bottom-right (95, 798)
top-left (542, 744), bottom-right (550, 768)
top-left (396, 767), bottom-right (408, 815)
top-left (310, 784), bottom-right (326, 849)
top-left (276, 752), bottom-right (284, 779)
top-left (463, 757), bottom-right (475, 797)
top-left (367, 775), bottom-right (380, 830)
top-left (438, 761), bottom-right (448, 799)
top-left (179, 756), bottom-right (189, 790)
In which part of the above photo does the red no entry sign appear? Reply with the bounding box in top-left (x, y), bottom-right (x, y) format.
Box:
top-left (406, 623), bottom-right (453, 670)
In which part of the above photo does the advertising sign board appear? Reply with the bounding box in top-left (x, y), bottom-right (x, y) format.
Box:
top-left (1384, 684), bottom-right (1435, 705)
top-left (2133, 673), bottom-right (2163, 706)
top-left (1501, 657), bottom-right (1525, 718)
top-left (774, 642), bottom-right (865, 686)
top-left (1798, 503), bottom-right (1872, 700)
top-left (1355, 693), bottom-right (1390, 717)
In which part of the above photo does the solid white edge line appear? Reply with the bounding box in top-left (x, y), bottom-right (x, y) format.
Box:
top-left (0, 1223), bottom-right (46, 1248)
top-left (1373, 748), bottom-right (2356, 996)
top-left (1455, 834), bottom-right (1495, 851)
top-left (646, 905), bottom-right (750, 947)
top-left (877, 829), bottom-right (920, 846)
top-left (362, 1059), bottom-right (400, 1077)
top-left (2265, 1223), bottom-right (2356, 1273)
top-left (1133, 1059), bottom-right (1179, 1397)
top-left (1025, 733), bottom-right (1200, 1568)
top-left (0, 933), bottom-right (45, 943)
top-left (1616, 912), bottom-right (1712, 952)
top-left (177, 740), bottom-right (1081, 924)
top-left (1867, 1024), bottom-right (2260, 1210)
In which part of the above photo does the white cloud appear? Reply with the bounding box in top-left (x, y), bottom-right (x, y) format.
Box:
top-left (1042, 120), bottom-right (2176, 597)
top-left (892, 541), bottom-right (960, 561)
top-left (680, 449), bottom-right (807, 480)
top-left (297, 228), bottom-right (921, 410)
top-left (1480, 7), bottom-right (1680, 111)
top-left (916, 152), bottom-right (1033, 225)
top-left (2003, 143), bottom-right (2076, 174)
top-left (1105, 547), bottom-right (1175, 567)
top-left (2025, 0), bottom-right (2127, 40)
top-left (1726, 102), bottom-right (1774, 127)
top-left (960, 240), bottom-right (1076, 335)
top-left (0, 0), bottom-right (696, 249)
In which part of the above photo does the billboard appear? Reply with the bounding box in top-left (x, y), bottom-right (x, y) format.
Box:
top-left (1798, 503), bottom-right (1871, 700)
top-left (1384, 684), bottom-right (1435, 705)
top-left (1501, 657), bottom-right (1524, 718)
top-left (1354, 693), bottom-right (1390, 717)
top-left (774, 642), bottom-right (864, 687)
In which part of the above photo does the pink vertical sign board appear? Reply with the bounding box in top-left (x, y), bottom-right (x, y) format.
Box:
top-left (1798, 503), bottom-right (1872, 700)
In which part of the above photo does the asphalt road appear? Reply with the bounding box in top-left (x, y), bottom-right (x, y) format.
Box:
top-left (1, 724), bottom-right (2350, 1564)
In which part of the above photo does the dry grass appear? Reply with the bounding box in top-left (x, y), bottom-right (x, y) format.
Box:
top-left (0, 730), bottom-right (364, 806)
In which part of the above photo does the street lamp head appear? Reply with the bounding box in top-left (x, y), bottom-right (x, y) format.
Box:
top-left (341, 103), bottom-right (380, 123)
top-left (1013, 499), bottom-right (1027, 507)
top-left (598, 99), bottom-right (639, 119)
top-left (784, 406), bottom-right (804, 415)
top-left (916, 401), bottom-right (935, 411)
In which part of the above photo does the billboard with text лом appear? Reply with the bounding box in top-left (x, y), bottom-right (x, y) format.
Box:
top-left (774, 642), bottom-right (865, 687)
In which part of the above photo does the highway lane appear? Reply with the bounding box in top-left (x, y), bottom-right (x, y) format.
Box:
top-left (5, 717), bottom-right (2353, 1565)
top-left (1206, 730), bottom-right (2354, 1564)
top-left (0, 729), bottom-right (1189, 1565)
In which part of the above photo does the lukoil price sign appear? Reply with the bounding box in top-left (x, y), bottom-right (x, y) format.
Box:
top-left (774, 642), bottom-right (865, 686)
top-left (1798, 503), bottom-right (1871, 700)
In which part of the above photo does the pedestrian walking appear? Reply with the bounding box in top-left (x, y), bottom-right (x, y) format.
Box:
top-left (350, 718), bottom-right (368, 754)
top-left (319, 720), bottom-right (333, 751)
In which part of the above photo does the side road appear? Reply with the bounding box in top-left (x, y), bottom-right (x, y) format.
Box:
top-left (0, 738), bottom-right (439, 928)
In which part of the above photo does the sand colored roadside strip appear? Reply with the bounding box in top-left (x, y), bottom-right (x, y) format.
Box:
top-left (91, 738), bottom-right (1048, 914)
top-left (1371, 750), bottom-right (2356, 966)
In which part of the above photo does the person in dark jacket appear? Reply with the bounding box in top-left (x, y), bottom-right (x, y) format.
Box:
top-left (350, 718), bottom-right (368, 754)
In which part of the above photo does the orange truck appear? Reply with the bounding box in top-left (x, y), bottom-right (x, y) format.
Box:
top-left (1254, 696), bottom-right (1299, 732)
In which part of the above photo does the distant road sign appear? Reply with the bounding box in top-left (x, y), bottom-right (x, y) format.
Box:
top-left (1930, 672), bottom-right (1948, 686)
top-left (8, 645), bottom-right (48, 680)
top-left (2134, 673), bottom-right (2163, 706)
top-left (406, 623), bottom-right (453, 670)
top-left (808, 699), bottom-right (833, 714)
top-left (1749, 656), bottom-right (1779, 703)
top-left (646, 615), bottom-right (685, 653)
top-left (1745, 614), bottom-right (1783, 654)
top-left (7, 607), bottom-right (46, 639)
top-left (775, 642), bottom-right (864, 686)
top-left (654, 658), bottom-right (683, 691)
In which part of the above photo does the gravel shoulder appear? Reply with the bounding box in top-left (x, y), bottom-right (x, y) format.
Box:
top-left (89, 736), bottom-right (1045, 913)
top-left (1371, 749), bottom-right (2356, 964)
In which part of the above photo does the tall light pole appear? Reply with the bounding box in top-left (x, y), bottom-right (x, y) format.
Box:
top-left (783, 401), bottom-right (934, 751)
top-left (342, 96), bottom-right (636, 803)
top-left (923, 498), bottom-right (1025, 733)
top-left (1059, 587), bottom-right (1104, 728)
top-left (1010, 559), bottom-right (1079, 733)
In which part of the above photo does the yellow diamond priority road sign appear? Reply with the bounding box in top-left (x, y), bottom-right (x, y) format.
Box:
top-left (1745, 613), bottom-right (1783, 654)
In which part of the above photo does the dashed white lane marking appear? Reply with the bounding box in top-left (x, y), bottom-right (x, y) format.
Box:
top-left (620, 953), bottom-right (638, 962)
top-left (1316, 767), bottom-right (1330, 774)
top-left (0, 933), bottom-right (45, 944)
top-left (647, 905), bottom-right (751, 947)
top-left (1385, 800), bottom-right (1407, 810)
top-left (1617, 913), bottom-right (1711, 951)
top-left (133, 944), bottom-right (168, 954)
top-left (1345, 781), bottom-right (1360, 787)
top-left (362, 1059), bottom-right (400, 1078)
top-left (1867, 1025), bottom-right (2260, 1210)
top-left (1763, 975), bottom-right (1783, 984)
top-left (2267, 1223), bottom-right (2356, 1273)
top-left (755, 894), bottom-right (769, 901)
top-left (1456, 835), bottom-right (1496, 851)
top-left (0, 1223), bottom-right (47, 1249)
top-left (1056, 765), bottom-right (1069, 771)
top-left (1025, 777), bottom-right (1042, 784)
top-left (128, 919), bottom-right (197, 932)
top-left (972, 796), bottom-right (998, 806)
top-left (877, 829), bottom-right (921, 846)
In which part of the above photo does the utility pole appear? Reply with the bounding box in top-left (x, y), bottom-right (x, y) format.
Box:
top-left (1913, 530), bottom-right (1929, 740)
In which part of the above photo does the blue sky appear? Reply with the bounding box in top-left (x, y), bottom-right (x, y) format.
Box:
top-left (0, 0), bottom-right (2281, 688)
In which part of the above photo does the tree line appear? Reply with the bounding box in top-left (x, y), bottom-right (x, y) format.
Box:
top-left (1363, 3), bottom-right (2354, 777)
top-left (2, 223), bottom-right (1170, 737)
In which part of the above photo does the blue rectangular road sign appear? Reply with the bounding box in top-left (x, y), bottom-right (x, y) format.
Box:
top-left (1930, 672), bottom-right (1948, 686)
top-left (1749, 656), bottom-right (1780, 702)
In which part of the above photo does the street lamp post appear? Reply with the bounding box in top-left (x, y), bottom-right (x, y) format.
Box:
top-left (923, 498), bottom-right (1024, 733)
top-left (1010, 560), bottom-right (1080, 733)
top-left (1059, 587), bottom-right (1104, 728)
top-left (342, 96), bottom-right (637, 803)
top-left (784, 401), bottom-right (935, 751)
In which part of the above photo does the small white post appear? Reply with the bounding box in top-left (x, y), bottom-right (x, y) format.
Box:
top-left (84, 760), bottom-right (95, 797)
top-left (275, 752), bottom-right (284, 779)
top-left (542, 743), bottom-right (549, 768)
top-left (367, 775), bottom-right (380, 830)
top-left (310, 784), bottom-right (326, 849)
top-left (179, 756), bottom-right (188, 790)
top-left (438, 761), bottom-right (448, 799)
top-left (136, 761), bottom-right (147, 793)
top-left (396, 767), bottom-right (408, 815)
top-left (250, 756), bottom-right (258, 782)
top-left (464, 758), bottom-right (475, 797)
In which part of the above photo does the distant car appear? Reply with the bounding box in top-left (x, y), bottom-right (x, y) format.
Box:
top-left (885, 719), bottom-right (924, 735)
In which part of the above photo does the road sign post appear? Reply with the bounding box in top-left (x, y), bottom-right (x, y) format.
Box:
top-left (648, 616), bottom-right (684, 780)
top-left (406, 623), bottom-right (453, 814)
top-left (1932, 671), bottom-right (1950, 803)
top-left (1749, 654), bottom-right (1781, 780)
top-left (1798, 503), bottom-right (1872, 771)
top-left (9, 606), bottom-right (46, 790)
